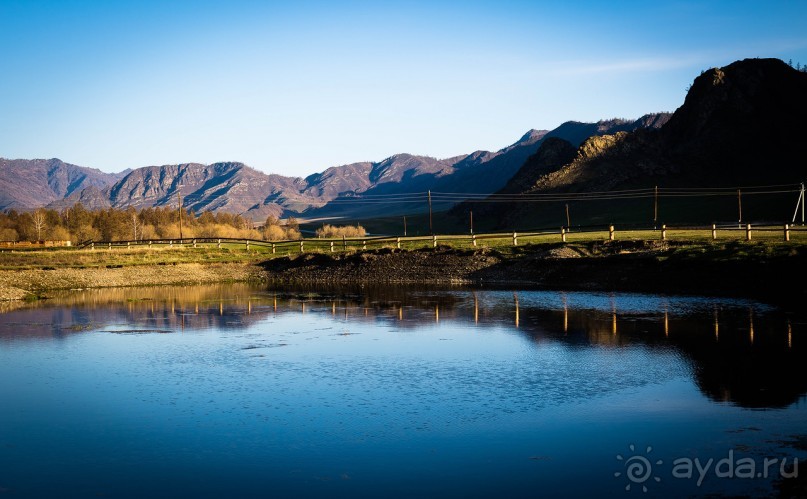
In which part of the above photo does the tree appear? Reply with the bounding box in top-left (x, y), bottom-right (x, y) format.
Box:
top-left (65, 203), bottom-right (93, 235)
top-left (263, 224), bottom-right (287, 241)
top-left (315, 224), bottom-right (366, 238)
top-left (285, 216), bottom-right (299, 230)
top-left (127, 208), bottom-right (141, 240)
top-left (97, 208), bottom-right (129, 241)
top-left (48, 226), bottom-right (71, 241)
top-left (74, 224), bottom-right (99, 243)
top-left (31, 209), bottom-right (47, 241)
top-left (197, 210), bottom-right (216, 225)
top-left (0, 228), bottom-right (18, 241)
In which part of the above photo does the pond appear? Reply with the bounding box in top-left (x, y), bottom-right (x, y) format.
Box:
top-left (0, 283), bottom-right (804, 498)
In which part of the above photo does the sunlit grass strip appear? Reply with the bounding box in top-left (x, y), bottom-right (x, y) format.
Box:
top-left (1, 226), bottom-right (806, 269)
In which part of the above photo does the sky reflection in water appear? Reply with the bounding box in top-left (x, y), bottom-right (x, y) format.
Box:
top-left (0, 283), bottom-right (804, 498)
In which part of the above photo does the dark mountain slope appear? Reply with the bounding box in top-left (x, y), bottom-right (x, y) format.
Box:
top-left (468, 58), bottom-right (807, 229)
top-left (531, 58), bottom-right (807, 192)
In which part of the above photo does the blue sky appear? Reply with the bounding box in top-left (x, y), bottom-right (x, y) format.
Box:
top-left (2, 1), bottom-right (806, 176)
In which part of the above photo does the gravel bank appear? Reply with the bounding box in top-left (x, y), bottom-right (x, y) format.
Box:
top-left (260, 246), bottom-right (503, 284)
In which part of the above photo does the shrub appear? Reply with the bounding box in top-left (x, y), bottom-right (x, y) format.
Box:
top-left (315, 224), bottom-right (367, 238)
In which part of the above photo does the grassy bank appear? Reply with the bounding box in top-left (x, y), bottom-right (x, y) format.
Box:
top-left (0, 261), bottom-right (265, 301)
top-left (2, 235), bottom-right (806, 303)
top-left (2, 225), bottom-right (805, 270)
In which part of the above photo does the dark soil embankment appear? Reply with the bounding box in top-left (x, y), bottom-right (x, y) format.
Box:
top-left (259, 241), bottom-right (807, 304)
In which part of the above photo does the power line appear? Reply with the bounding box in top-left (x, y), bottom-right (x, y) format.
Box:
top-left (127, 183), bottom-right (802, 208)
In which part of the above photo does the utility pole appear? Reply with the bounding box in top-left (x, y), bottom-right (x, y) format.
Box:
top-left (793, 183), bottom-right (806, 225)
top-left (737, 189), bottom-right (742, 227)
top-left (427, 190), bottom-right (433, 235)
top-left (470, 210), bottom-right (473, 235)
top-left (177, 191), bottom-right (184, 240)
top-left (403, 216), bottom-right (407, 236)
top-left (565, 203), bottom-right (571, 230)
top-left (653, 185), bottom-right (658, 227)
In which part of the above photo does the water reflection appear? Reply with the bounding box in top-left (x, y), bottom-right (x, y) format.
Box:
top-left (2, 283), bottom-right (806, 498)
top-left (1, 283), bottom-right (805, 409)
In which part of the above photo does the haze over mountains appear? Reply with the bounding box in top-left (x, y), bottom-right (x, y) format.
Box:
top-left (2, 58), bottom-right (804, 226)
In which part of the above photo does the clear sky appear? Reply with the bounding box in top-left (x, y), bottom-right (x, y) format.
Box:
top-left (2, 0), bottom-right (806, 177)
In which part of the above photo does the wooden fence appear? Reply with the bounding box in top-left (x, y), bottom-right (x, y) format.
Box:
top-left (74, 223), bottom-right (807, 253)
top-left (0, 240), bottom-right (72, 248)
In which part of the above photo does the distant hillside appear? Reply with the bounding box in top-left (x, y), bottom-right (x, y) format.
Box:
top-left (0, 158), bottom-right (123, 211)
top-left (301, 114), bottom-right (669, 220)
top-left (5, 114), bottom-right (664, 221)
top-left (463, 58), bottom-right (807, 229)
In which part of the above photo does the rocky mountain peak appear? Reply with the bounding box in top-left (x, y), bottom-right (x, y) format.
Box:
top-left (517, 129), bottom-right (549, 145)
top-left (664, 58), bottom-right (807, 145)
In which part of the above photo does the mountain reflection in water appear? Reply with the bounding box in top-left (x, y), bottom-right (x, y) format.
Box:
top-left (1, 282), bottom-right (804, 410)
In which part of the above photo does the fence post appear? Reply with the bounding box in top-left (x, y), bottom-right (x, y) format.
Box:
top-left (300, 240), bottom-right (304, 253)
top-left (561, 227), bottom-right (566, 243)
top-left (108, 242), bottom-right (112, 250)
top-left (433, 235), bottom-right (437, 248)
top-left (245, 240), bottom-right (250, 251)
top-left (330, 241), bottom-right (334, 252)
top-left (127, 241), bottom-right (130, 248)
top-left (711, 224), bottom-right (717, 240)
top-left (343, 236), bottom-right (347, 251)
top-left (193, 239), bottom-right (197, 248)
top-left (217, 239), bottom-right (221, 249)
top-left (169, 240), bottom-right (173, 248)
top-left (472, 234), bottom-right (477, 247)
top-left (745, 223), bottom-right (752, 241)
top-left (513, 232), bottom-right (518, 246)
top-left (148, 240), bottom-right (152, 249)
top-left (91, 242), bottom-right (94, 251)
top-left (396, 237), bottom-right (401, 249)
top-left (661, 224), bottom-right (667, 241)
top-left (609, 225), bottom-right (615, 241)
top-left (272, 243), bottom-right (275, 254)
top-left (785, 224), bottom-right (791, 242)
top-left (363, 240), bottom-right (367, 250)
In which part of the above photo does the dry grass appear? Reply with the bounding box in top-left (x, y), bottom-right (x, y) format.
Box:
top-left (1, 226), bottom-right (805, 270)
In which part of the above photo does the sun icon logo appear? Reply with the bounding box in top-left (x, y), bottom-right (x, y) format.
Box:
top-left (614, 444), bottom-right (663, 493)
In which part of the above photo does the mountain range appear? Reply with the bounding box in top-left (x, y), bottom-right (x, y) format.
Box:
top-left (0, 159), bottom-right (128, 212)
top-left (0, 115), bottom-right (669, 220)
top-left (2, 58), bottom-right (803, 226)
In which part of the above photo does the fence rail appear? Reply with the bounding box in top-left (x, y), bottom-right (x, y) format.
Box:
top-left (69, 223), bottom-right (807, 253)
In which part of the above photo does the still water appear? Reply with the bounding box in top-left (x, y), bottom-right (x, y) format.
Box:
top-left (0, 284), bottom-right (804, 498)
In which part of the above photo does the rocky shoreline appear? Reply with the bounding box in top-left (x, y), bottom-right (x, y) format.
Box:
top-left (260, 242), bottom-right (807, 305)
